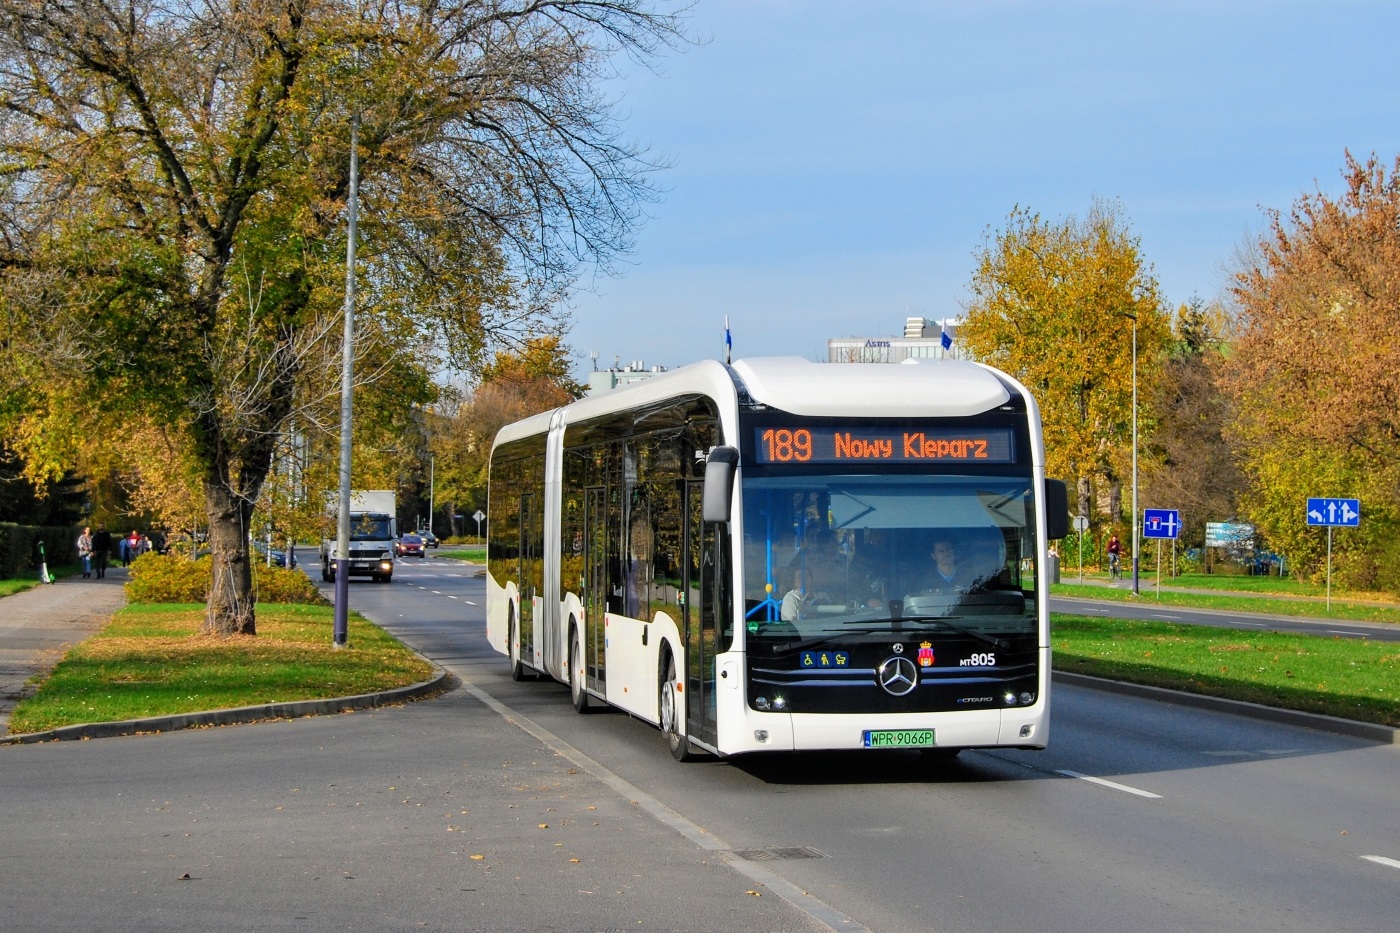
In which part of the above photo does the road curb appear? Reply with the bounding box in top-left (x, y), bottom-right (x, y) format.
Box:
top-left (1053, 670), bottom-right (1400, 746)
top-left (0, 668), bottom-right (452, 746)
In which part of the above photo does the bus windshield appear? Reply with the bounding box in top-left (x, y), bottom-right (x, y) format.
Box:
top-left (741, 473), bottom-right (1038, 640)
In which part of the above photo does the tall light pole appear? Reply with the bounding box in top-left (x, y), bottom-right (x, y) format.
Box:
top-left (332, 109), bottom-right (361, 648)
top-left (1122, 311), bottom-right (1140, 595)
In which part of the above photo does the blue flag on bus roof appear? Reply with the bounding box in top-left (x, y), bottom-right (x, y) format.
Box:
top-left (940, 318), bottom-right (952, 350)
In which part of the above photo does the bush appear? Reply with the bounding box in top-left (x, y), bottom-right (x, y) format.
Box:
top-left (125, 552), bottom-right (326, 605)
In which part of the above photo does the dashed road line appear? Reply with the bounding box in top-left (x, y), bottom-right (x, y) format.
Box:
top-left (1361, 855), bottom-right (1400, 871)
top-left (1057, 769), bottom-right (1163, 799)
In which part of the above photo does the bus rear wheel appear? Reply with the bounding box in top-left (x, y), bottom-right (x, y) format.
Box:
top-left (660, 654), bottom-right (696, 762)
top-left (569, 628), bottom-right (590, 713)
top-left (508, 609), bottom-right (529, 681)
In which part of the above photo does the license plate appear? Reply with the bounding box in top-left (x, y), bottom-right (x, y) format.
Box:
top-left (862, 729), bottom-right (934, 749)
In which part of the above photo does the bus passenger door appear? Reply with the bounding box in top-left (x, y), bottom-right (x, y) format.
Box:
top-left (518, 492), bottom-right (539, 666)
top-left (685, 482), bottom-right (719, 747)
top-left (581, 486), bottom-right (608, 693)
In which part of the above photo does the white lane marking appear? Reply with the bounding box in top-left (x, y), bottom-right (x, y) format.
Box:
top-left (431, 590), bottom-right (443, 595)
top-left (455, 677), bottom-right (874, 933)
top-left (463, 600), bottom-right (477, 606)
top-left (1230, 621), bottom-right (1266, 627)
top-left (446, 594), bottom-right (458, 600)
top-left (1328, 630), bottom-right (1368, 637)
top-left (1362, 855), bottom-right (1400, 871)
top-left (1057, 769), bottom-right (1163, 799)
top-left (1150, 613), bottom-right (1181, 619)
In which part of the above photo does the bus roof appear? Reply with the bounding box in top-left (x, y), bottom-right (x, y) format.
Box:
top-left (491, 356), bottom-right (1023, 451)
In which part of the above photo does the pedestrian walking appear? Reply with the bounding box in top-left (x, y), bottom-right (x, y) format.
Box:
top-left (76, 526), bottom-right (93, 578)
top-left (121, 530), bottom-right (140, 566)
top-left (91, 526), bottom-right (112, 579)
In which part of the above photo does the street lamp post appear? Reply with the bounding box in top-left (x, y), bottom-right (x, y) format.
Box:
top-left (1125, 312), bottom-right (1140, 595)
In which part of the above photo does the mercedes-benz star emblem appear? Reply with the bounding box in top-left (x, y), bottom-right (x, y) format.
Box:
top-left (877, 655), bottom-right (918, 696)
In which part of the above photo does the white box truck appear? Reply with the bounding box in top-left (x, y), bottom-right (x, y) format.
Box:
top-left (321, 490), bottom-right (397, 583)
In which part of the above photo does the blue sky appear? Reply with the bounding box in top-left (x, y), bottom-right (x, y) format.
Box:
top-left (559, 0), bottom-right (1400, 379)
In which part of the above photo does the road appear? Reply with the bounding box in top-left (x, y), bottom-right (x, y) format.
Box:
top-left (3, 557), bottom-right (1397, 932)
top-left (374, 558), bottom-right (1400, 933)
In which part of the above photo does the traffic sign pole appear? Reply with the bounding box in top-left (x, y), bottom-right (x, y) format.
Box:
top-left (1327, 526), bottom-right (1333, 614)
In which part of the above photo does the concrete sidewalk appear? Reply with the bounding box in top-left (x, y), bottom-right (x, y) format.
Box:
top-left (0, 567), bottom-right (129, 731)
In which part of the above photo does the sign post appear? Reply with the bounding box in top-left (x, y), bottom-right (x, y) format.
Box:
top-left (473, 509), bottom-right (486, 540)
top-left (1073, 515), bottom-right (1089, 583)
top-left (1307, 497), bottom-right (1360, 612)
top-left (1142, 509), bottom-right (1181, 598)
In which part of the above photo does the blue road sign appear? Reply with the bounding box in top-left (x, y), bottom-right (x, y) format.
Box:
top-left (1143, 508), bottom-right (1182, 539)
top-left (1306, 498), bottom-right (1360, 527)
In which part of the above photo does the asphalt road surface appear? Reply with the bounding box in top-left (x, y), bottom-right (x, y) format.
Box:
top-left (4, 557), bottom-right (1397, 932)
top-left (373, 559), bottom-right (1400, 933)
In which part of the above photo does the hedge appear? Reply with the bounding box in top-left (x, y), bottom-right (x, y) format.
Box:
top-left (0, 522), bottom-right (79, 580)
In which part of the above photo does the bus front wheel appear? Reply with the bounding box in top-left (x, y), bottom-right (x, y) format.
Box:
top-left (660, 654), bottom-right (696, 762)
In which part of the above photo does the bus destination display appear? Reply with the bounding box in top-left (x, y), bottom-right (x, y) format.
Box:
top-left (754, 426), bottom-right (1015, 465)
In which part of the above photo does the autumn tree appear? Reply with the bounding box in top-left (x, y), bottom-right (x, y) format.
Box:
top-left (961, 200), bottom-right (1171, 533)
top-left (0, 1), bottom-right (687, 634)
top-left (1225, 152), bottom-right (1400, 588)
top-left (1140, 297), bottom-right (1244, 548)
top-left (429, 336), bottom-right (581, 534)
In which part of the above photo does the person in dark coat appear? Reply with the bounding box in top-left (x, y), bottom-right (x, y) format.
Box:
top-left (91, 526), bottom-right (113, 579)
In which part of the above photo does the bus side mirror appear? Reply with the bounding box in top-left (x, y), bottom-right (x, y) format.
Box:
top-left (1044, 479), bottom-right (1069, 540)
top-left (702, 446), bottom-right (740, 523)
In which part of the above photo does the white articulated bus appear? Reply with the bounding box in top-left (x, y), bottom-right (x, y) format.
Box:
top-left (486, 357), bottom-right (1068, 761)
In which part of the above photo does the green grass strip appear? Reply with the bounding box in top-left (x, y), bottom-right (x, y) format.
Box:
top-left (436, 547), bottom-right (485, 562)
top-left (7, 602), bottom-right (436, 735)
top-left (1051, 581), bottom-right (1400, 625)
top-left (1053, 614), bottom-right (1400, 727)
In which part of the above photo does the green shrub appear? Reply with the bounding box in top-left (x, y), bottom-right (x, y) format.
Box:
top-left (253, 562), bottom-right (325, 605)
top-left (125, 552), bottom-right (326, 605)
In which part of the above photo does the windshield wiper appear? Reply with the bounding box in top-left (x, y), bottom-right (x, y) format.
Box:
top-left (899, 616), bottom-right (1009, 650)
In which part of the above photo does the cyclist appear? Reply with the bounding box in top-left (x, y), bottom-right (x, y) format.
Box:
top-left (1106, 534), bottom-right (1123, 579)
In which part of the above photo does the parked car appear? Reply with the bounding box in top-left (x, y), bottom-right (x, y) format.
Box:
top-left (421, 531), bottom-right (439, 548)
top-left (252, 539), bottom-right (296, 568)
top-left (394, 533), bottom-right (426, 558)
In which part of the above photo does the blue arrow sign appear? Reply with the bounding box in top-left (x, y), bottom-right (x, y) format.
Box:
top-left (1306, 497), bottom-right (1360, 527)
top-left (1143, 508), bottom-right (1182, 539)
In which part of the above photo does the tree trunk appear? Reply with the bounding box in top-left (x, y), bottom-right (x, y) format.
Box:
top-left (1076, 475), bottom-right (1093, 525)
top-left (204, 481), bottom-right (257, 636)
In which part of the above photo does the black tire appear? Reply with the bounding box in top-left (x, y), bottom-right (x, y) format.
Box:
top-left (660, 653), bottom-right (696, 762)
top-left (570, 628), bottom-right (591, 713)
top-left (508, 609), bottom-right (529, 682)
top-left (322, 560), bottom-right (333, 583)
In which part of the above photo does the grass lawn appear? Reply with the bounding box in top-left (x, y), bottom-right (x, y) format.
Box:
top-left (436, 547), bottom-right (485, 562)
top-left (7, 601), bottom-right (437, 735)
top-left (0, 565), bottom-right (78, 596)
top-left (1051, 581), bottom-right (1400, 625)
top-left (1053, 614), bottom-right (1400, 727)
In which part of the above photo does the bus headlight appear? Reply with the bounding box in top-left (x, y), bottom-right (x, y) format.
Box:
top-left (771, 696), bottom-right (786, 711)
top-left (1019, 692), bottom-right (1036, 705)
top-left (755, 696), bottom-right (770, 710)
top-left (1003, 692), bottom-right (1017, 706)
